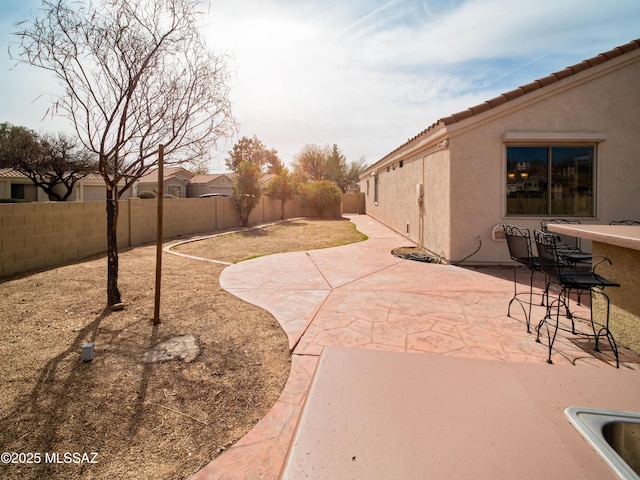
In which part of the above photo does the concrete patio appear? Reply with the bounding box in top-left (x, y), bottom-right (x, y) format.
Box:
top-left (190, 214), bottom-right (640, 480)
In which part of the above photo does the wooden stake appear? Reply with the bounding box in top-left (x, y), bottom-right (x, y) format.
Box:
top-left (153, 144), bottom-right (164, 325)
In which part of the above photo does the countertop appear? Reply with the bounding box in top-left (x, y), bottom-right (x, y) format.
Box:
top-left (547, 224), bottom-right (640, 251)
top-left (280, 347), bottom-right (640, 480)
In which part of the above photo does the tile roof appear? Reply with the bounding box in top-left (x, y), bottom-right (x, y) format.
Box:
top-left (0, 168), bottom-right (26, 178)
top-left (0, 168), bottom-right (102, 180)
top-left (189, 173), bottom-right (232, 184)
top-left (382, 38), bottom-right (640, 162)
top-left (137, 166), bottom-right (193, 183)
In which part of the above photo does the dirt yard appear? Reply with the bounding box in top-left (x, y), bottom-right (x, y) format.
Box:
top-left (0, 218), bottom-right (366, 479)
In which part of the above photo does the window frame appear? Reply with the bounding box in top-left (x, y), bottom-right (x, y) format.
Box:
top-left (504, 143), bottom-right (597, 218)
top-left (373, 173), bottom-right (379, 205)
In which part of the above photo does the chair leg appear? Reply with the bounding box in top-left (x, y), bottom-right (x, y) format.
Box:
top-left (536, 284), bottom-right (561, 365)
top-left (589, 288), bottom-right (619, 368)
top-left (507, 265), bottom-right (533, 333)
top-left (507, 266), bottom-right (519, 317)
top-left (526, 269), bottom-right (534, 333)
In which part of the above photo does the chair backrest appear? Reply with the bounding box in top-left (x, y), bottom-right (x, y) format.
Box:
top-left (541, 219), bottom-right (581, 250)
top-left (503, 225), bottom-right (536, 268)
top-left (610, 220), bottom-right (640, 225)
top-left (534, 230), bottom-right (563, 281)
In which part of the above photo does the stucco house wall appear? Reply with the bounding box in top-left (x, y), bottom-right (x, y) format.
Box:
top-left (361, 40), bottom-right (640, 265)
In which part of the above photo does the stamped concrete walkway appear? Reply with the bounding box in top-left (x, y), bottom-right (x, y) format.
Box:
top-left (190, 215), bottom-right (639, 480)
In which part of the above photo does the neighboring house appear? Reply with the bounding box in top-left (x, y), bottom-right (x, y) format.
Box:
top-left (360, 39), bottom-right (640, 265)
top-left (139, 168), bottom-right (278, 198)
top-left (136, 167), bottom-right (194, 198)
top-left (259, 173), bottom-right (277, 191)
top-left (186, 173), bottom-right (235, 197)
top-left (0, 168), bottom-right (130, 201)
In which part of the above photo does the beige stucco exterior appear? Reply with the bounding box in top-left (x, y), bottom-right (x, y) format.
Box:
top-left (361, 46), bottom-right (640, 265)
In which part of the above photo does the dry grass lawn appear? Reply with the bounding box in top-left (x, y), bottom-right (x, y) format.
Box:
top-left (0, 217), bottom-right (366, 480)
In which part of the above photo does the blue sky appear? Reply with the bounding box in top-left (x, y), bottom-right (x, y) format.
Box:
top-left (1, 0), bottom-right (639, 171)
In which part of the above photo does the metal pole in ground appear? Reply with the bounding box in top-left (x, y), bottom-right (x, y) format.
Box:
top-left (153, 144), bottom-right (164, 325)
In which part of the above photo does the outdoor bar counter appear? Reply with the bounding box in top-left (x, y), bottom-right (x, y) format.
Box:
top-left (280, 347), bottom-right (640, 480)
top-left (547, 224), bottom-right (640, 354)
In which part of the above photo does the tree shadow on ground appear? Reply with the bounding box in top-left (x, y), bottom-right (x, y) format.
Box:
top-left (0, 308), bottom-right (168, 478)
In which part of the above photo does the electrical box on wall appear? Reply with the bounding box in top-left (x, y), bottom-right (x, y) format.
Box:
top-left (416, 183), bottom-right (424, 197)
top-left (492, 224), bottom-right (506, 241)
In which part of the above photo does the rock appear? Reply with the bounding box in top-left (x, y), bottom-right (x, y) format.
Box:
top-left (142, 334), bottom-right (200, 363)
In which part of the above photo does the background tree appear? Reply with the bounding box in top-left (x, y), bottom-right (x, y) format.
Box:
top-left (265, 168), bottom-right (294, 220)
top-left (231, 160), bottom-right (262, 227)
top-left (325, 144), bottom-right (346, 186)
top-left (292, 143), bottom-right (368, 193)
top-left (298, 180), bottom-right (342, 217)
top-left (336, 157), bottom-right (368, 193)
top-left (225, 135), bottom-right (283, 173)
top-left (291, 144), bottom-right (330, 181)
top-left (0, 123), bottom-right (97, 201)
top-left (13, 0), bottom-right (235, 306)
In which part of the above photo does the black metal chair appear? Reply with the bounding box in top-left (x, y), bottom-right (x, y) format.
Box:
top-left (504, 225), bottom-right (542, 333)
top-left (540, 219), bottom-right (592, 264)
top-left (534, 230), bottom-right (620, 367)
top-left (541, 220), bottom-right (592, 311)
top-left (610, 220), bottom-right (640, 225)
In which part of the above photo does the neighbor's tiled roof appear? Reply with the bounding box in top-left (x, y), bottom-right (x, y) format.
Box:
top-left (0, 168), bottom-right (102, 180)
top-left (189, 173), bottom-right (232, 184)
top-left (0, 168), bottom-right (25, 178)
top-left (382, 38), bottom-right (640, 162)
top-left (138, 166), bottom-right (193, 183)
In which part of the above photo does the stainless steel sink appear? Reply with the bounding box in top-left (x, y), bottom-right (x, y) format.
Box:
top-left (566, 407), bottom-right (640, 480)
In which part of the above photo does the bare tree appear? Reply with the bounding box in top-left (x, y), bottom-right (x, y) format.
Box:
top-left (292, 144), bottom-right (330, 181)
top-left (13, 0), bottom-right (236, 306)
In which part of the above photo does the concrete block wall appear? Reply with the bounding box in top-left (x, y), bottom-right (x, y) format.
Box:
top-left (0, 202), bottom-right (106, 276)
top-left (1, 194), bottom-right (346, 277)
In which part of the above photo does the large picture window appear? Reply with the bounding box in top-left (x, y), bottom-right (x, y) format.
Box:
top-left (506, 145), bottom-right (595, 216)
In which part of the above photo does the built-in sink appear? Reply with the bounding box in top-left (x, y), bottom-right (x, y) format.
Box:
top-left (565, 407), bottom-right (640, 480)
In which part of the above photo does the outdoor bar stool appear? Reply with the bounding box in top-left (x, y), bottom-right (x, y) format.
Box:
top-left (533, 230), bottom-right (621, 368)
top-left (610, 220), bottom-right (640, 225)
top-left (504, 225), bottom-right (542, 333)
top-left (541, 219), bottom-right (592, 264)
top-left (542, 219), bottom-right (592, 307)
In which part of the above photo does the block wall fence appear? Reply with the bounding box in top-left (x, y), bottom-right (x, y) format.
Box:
top-left (0, 194), bottom-right (363, 277)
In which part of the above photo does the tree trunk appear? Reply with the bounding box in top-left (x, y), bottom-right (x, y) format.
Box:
top-left (280, 199), bottom-right (286, 220)
top-left (106, 187), bottom-right (121, 307)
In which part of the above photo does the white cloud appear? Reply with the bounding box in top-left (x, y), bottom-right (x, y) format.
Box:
top-left (2, 0), bottom-right (639, 170)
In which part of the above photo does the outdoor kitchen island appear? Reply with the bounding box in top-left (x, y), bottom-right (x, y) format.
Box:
top-left (279, 347), bottom-right (640, 480)
top-left (547, 224), bottom-right (640, 355)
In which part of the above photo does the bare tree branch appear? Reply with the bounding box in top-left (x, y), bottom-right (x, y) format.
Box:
top-left (12, 0), bottom-right (237, 306)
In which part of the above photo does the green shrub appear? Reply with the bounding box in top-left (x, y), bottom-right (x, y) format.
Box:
top-left (298, 180), bottom-right (341, 216)
top-left (138, 191), bottom-right (157, 199)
